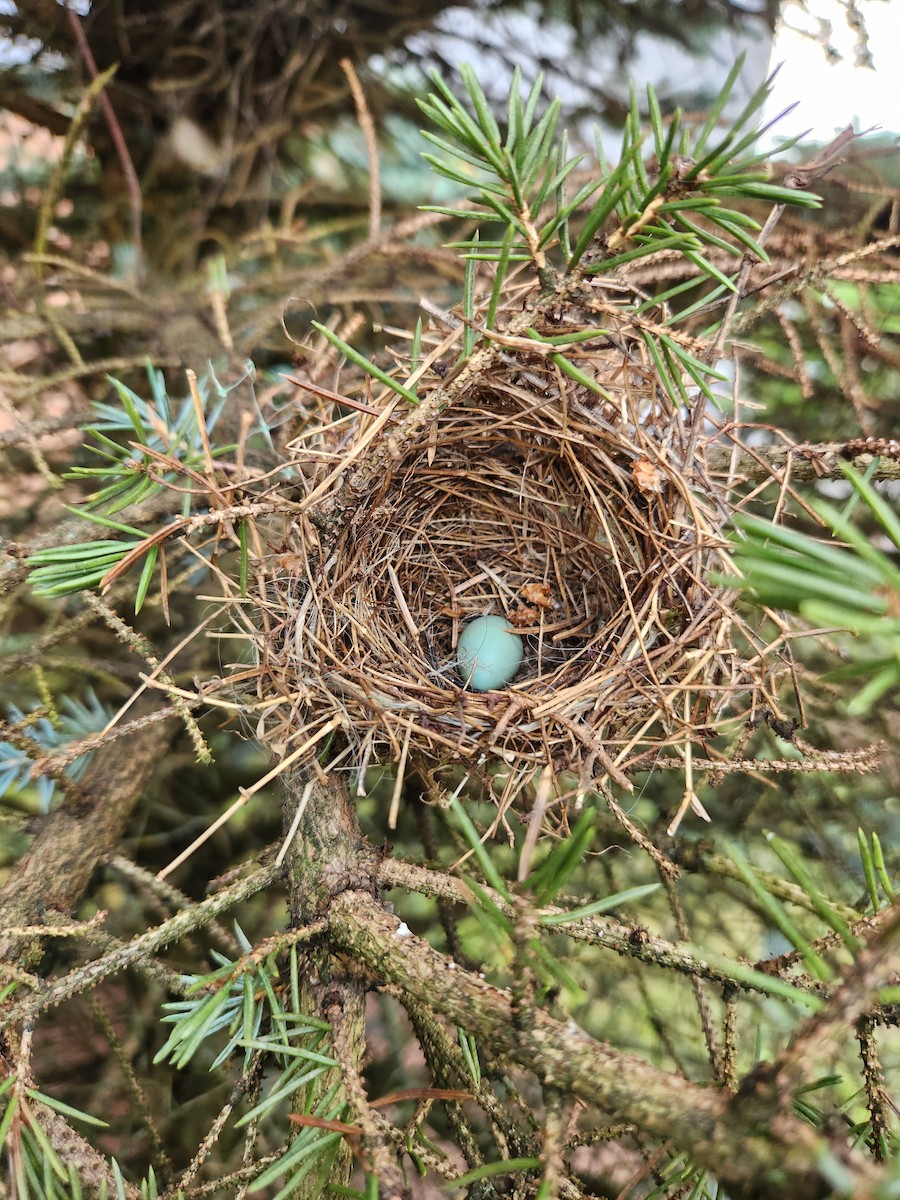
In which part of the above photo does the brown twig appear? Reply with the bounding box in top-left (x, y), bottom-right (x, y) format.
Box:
top-left (340, 59), bottom-right (381, 241)
top-left (65, 2), bottom-right (144, 284)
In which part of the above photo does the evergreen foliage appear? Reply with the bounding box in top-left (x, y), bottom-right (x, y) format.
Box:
top-left (0, 30), bottom-right (899, 1200)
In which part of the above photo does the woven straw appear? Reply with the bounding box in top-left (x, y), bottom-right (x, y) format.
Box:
top-left (245, 273), bottom-right (769, 812)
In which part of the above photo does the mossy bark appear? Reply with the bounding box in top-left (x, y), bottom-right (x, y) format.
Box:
top-left (281, 770), bottom-right (380, 1196)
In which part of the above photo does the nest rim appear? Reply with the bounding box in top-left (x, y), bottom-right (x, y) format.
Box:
top-left (249, 325), bottom-right (756, 805)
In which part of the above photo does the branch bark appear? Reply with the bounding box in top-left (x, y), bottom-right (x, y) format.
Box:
top-left (0, 696), bottom-right (177, 967)
top-left (327, 888), bottom-right (881, 1200)
top-left (281, 771), bottom-right (381, 1197)
top-left (706, 439), bottom-right (900, 482)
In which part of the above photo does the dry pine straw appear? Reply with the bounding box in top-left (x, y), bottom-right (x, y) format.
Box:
top-left (235, 293), bottom-right (779, 814)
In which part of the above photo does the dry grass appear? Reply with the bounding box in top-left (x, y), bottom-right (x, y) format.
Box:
top-left (232, 266), bottom-right (784, 831)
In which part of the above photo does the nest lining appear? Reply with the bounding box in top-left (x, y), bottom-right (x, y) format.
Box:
top-left (248, 313), bottom-right (759, 803)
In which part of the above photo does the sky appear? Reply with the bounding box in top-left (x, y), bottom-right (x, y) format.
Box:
top-left (3, 1), bottom-right (897, 137)
top-left (1, 1), bottom-right (896, 160)
top-left (401, 0), bottom-right (899, 158)
top-left (762, 0), bottom-right (899, 141)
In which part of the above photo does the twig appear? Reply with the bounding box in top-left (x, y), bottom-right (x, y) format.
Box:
top-left (65, 2), bottom-right (144, 283)
top-left (0, 864), bottom-right (283, 1031)
top-left (340, 58), bottom-right (381, 241)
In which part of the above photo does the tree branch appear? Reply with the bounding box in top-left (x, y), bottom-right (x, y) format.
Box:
top-left (0, 696), bottom-right (177, 967)
top-left (328, 888), bottom-right (881, 1200)
top-left (706, 438), bottom-right (900, 483)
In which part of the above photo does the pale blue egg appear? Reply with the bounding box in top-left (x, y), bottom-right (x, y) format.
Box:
top-left (457, 616), bottom-right (523, 691)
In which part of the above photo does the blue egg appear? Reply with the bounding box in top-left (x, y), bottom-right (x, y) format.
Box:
top-left (457, 616), bottom-right (523, 691)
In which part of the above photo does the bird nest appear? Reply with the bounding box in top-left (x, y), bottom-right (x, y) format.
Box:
top-left (245, 283), bottom-right (773, 815)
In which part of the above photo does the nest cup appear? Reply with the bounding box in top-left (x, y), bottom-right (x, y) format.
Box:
top-left (260, 321), bottom-right (745, 807)
top-left (348, 398), bottom-right (624, 688)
